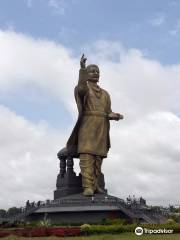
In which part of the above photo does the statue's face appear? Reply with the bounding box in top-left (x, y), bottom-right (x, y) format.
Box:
top-left (87, 65), bottom-right (100, 82)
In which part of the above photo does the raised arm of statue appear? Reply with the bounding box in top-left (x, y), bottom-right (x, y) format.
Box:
top-left (77, 54), bottom-right (88, 96)
top-left (80, 53), bottom-right (87, 69)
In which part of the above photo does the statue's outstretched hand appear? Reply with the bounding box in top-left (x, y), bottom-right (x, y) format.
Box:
top-left (80, 54), bottom-right (87, 69)
top-left (108, 112), bottom-right (124, 121)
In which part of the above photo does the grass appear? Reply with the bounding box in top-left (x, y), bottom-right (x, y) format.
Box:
top-left (1, 233), bottom-right (180, 240)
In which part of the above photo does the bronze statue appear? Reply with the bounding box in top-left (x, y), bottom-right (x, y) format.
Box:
top-left (66, 54), bottom-right (123, 196)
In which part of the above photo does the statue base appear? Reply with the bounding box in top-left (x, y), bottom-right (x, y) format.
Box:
top-left (26, 193), bottom-right (137, 224)
top-left (24, 193), bottom-right (167, 224)
top-left (54, 172), bottom-right (83, 199)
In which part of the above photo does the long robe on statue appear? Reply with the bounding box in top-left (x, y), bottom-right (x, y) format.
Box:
top-left (66, 68), bottom-right (112, 158)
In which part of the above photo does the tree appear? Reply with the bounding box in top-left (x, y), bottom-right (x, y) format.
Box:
top-left (7, 207), bottom-right (21, 217)
top-left (0, 209), bottom-right (6, 218)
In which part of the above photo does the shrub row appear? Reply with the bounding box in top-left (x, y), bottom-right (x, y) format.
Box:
top-left (80, 223), bottom-right (135, 235)
top-left (80, 223), bottom-right (180, 235)
top-left (140, 223), bottom-right (180, 234)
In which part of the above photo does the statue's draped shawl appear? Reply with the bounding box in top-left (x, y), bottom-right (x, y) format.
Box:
top-left (66, 86), bottom-right (83, 156)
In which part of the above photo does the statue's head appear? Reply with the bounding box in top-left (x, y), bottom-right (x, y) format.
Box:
top-left (86, 64), bottom-right (100, 83)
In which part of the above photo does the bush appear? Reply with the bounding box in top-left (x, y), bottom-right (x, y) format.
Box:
top-left (101, 218), bottom-right (125, 225)
top-left (81, 224), bottom-right (127, 235)
top-left (166, 218), bottom-right (176, 224)
top-left (169, 214), bottom-right (180, 223)
top-left (38, 219), bottom-right (51, 227)
top-left (80, 224), bottom-right (92, 234)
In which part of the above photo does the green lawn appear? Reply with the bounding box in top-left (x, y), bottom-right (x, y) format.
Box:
top-left (1, 233), bottom-right (180, 240)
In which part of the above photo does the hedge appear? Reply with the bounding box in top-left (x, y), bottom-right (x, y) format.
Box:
top-left (80, 223), bottom-right (180, 235)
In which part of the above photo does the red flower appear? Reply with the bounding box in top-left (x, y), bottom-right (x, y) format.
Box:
top-left (47, 227), bottom-right (81, 237)
top-left (0, 230), bottom-right (10, 238)
top-left (0, 226), bottom-right (81, 237)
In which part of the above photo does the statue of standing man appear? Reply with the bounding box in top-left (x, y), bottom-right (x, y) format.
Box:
top-left (67, 54), bottom-right (123, 196)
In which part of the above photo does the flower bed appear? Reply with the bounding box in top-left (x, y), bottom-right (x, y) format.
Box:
top-left (48, 227), bottom-right (81, 237)
top-left (0, 230), bottom-right (10, 238)
top-left (0, 227), bottom-right (81, 237)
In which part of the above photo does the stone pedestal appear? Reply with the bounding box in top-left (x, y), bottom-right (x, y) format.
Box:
top-left (54, 161), bottom-right (83, 199)
top-left (54, 148), bottom-right (106, 199)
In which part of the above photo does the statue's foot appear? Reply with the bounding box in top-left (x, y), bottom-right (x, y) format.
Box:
top-left (95, 186), bottom-right (106, 194)
top-left (83, 188), bottom-right (94, 196)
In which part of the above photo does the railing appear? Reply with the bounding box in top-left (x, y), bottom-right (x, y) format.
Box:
top-left (39, 197), bottom-right (126, 208)
top-left (0, 197), bottom-right (169, 224)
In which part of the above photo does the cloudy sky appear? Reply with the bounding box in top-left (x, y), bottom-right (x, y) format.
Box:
top-left (0, 0), bottom-right (180, 209)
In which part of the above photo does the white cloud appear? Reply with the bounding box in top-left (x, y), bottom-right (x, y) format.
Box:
top-left (25, 0), bottom-right (32, 8)
top-left (149, 13), bottom-right (165, 26)
top-left (4, 21), bottom-right (16, 31)
top-left (169, 29), bottom-right (177, 36)
top-left (169, 0), bottom-right (180, 6)
top-left (177, 19), bottom-right (180, 28)
top-left (47, 0), bottom-right (78, 15)
top-left (0, 30), bottom-right (180, 208)
top-left (0, 30), bottom-right (78, 115)
top-left (170, 18), bottom-right (180, 36)
top-left (106, 112), bottom-right (180, 206)
top-left (48, 0), bottom-right (66, 15)
top-left (58, 26), bottom-right (77, 41)
top-left (0, 104), bottom-right (66, 209)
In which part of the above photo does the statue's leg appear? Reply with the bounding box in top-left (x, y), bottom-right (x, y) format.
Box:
top-left (95, 156), bottom-right (106, 193)
top-left (80, 153), bottom-right (95, 196)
